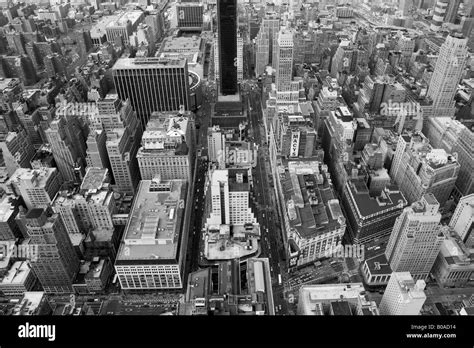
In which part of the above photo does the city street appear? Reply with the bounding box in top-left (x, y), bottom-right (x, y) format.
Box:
top-left (246, 87), bottom-right (289, 314)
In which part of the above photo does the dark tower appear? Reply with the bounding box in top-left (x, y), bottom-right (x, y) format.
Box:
top-left (217, 0), bottom-right (237, 96)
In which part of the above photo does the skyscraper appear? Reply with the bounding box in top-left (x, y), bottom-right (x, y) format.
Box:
top-left (21, 208), bottom-right (80, 294)
top-left (217, 0), bottom-right (238, 96)
top-left (427, 33), bottom-right (468, 117)
top-left (112, 58), bottom-right (190, 129)
top-left (379, 272), bottom-right (426, 315)
top-left (430, 0), bottom-right (449, 31)
top-left (449, 193), bottom-right (474, 246)
top-left (275, 28), bottom-right (294, 91)
top-left (385, 194), bottom-right (444, 281)
top-left (390, 132), bottom-right (460, 207)
top-left (106, 128), bottom-right (141, 195)
top-left (255, 13), bottom-right (280, 76)
top-left (8, 168), bottom-right (62, 210)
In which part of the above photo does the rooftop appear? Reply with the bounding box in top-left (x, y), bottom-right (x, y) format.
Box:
top-left (8, 168), bottom-right (58, 189)
top-left (282, 161), bottom-right (345, 238)
top-left (298, 283), bottom-right (366, 315)
top-left (346, 179), bottom-right (407, 217)
top-left (80, 168), bottom-right (109, 191)
top-left (1, 261), bottom-right (31, 285)
top-left (112, 57), bottom-right (187, 70)
top-left (364, 253), bottom-right (392, 275)
top-left (117, 179), bottom-right (187, 262)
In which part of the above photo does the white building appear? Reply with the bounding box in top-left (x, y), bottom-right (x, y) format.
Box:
top-left (206, 169), bottom-right (257, 226)
top-left (0, 261), bottom-right (37, 296)
top-left (449, 194), bottom-right (474, 247)
top-left (385, 194), bottom-right (444, 281)
top-left (208, 125), bottom-right (226, 169)
top-left (115, 179), bottom-right (188, 290)
top-left (379, 272), bottom-right (426, 315)
top-left (427, 33), bottom-right (468, 117)
top-left (275, 28), bottom-right (294, 92)
top-left (7, 168), bottom-right (61, 210)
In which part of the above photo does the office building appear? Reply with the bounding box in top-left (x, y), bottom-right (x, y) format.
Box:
top-left (390, 133), bottom-right (460, 207)
top-left (0, 261), bottom-right (37, 296)
top-left (430, 0), bottom-right (449, 31)
top-left (379, 272), bottom-right (426, 315)
top-left (44, 116), bottom-right (87, 183)
top-left (0, 130), bottom-right (36, 176)
top-left (423, 117), bottom-right (474, 199)
top-left (342, 178), bottom-right (407, 246)
top-left (206, 169), bottom-right (257, 226)
top-left (21, 208), bottom-right (80, 294)
top-left (217, 0), bottom-right (237, 95)
top-left (0, 195), bottom-right (21, 240)
top-left (105, 11), bottom-right (145, 45)
top-left (449, 194), bottom-right (474, 247)
top-left (255, 13), bottom-right (280, 76)
top-left (53, 168), bottom-right (115, 235)
top-left (431, 227), bottom-right (474, 287)
top-left (7, 168), bottom-right (61, 210)
top-left (385, 194), bottom-right (444, 281)
top-left (115, 179), bottom-right (188, 290)
top-left (427, 33), bottom-right (468, 117)
top-left (106, 128), bottom-right (140, 195)
top-left (112, 58), bottom-right (190, 130)
top-left (208, 125), bottom-right (226, 169)
top-left (275, 28), bottom-right (294, 91)
top-left (173, 2), bottom-right (203, 31)
top-left (137, 112), bottom-right (193, 181)
top-left (297, 283), bottom-right (378, 315)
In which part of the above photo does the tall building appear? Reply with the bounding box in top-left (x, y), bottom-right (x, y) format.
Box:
top-left (173, 2), bottom-right (203, 31)
top-left (44, 116), bottom-right (87, 183)
top-left (20, 208), bottom-right (80, 294)
top-left (430, 0), bottom-right (449, 31)
top-left (93, 97), bottom-right (138, 133)
top-left (106, 128), bottom-right (140, 195)
top-left (52, 168), bottom-right (115, 235)
top-left (390, 133), bottom-right (460, 207)
top-left (86, 130), bottom-right (111, 173)
top-left (423, 117), bottom-right (474, 199)
top-left (208, 125), bottom-right (226, 169)
top-left (112, 57), bottom-right (190, 129)
top-left (342, 178), bottom-right (407, 246)
top-left (379, 272), bottom-right (426, 315)
top-left (297, 283), bottom-right (379, 316)
top-left (449, 194), bottom-right (474, 246)
top-left (217, 0), bottom-right (237, 95)
top-left (385, 194), bottom-right (444, 281)
top-left (0, 130), bottom-right (36, 176)
top-left (275, 28), bottom-right (294, 91)
top-left (7, 168), bottom-right (61, 210)
top-left (427, 33), bottom-right (468, 117)
top-left (206, 169), bottom-right (257, 226)
top-left (137, 112), bottom-right (193, 181)
top-left (255, 13), bottom-right (280, 76)
top-left (115, 179), bottom-right (188, 290)
top-left (237, 31), bottom-right (243, 83)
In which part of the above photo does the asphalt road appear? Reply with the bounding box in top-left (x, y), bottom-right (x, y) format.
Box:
top-left (246, 88), bottom-right (289, 314)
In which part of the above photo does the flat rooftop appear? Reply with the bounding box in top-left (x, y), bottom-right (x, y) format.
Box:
top-left (112, 57), bottom-right (187, 70)
top-left (116, 179), bottom-right (187, 262)
top-left (364, 253), bottom-right (392, 275)
top-left (9, 168), bottom-right (57, 188)
top-left (80, 168), bottom-right (108, 191)
top-left (1, 261), bottom-right (31, 285)
top-left (298, 283), bottom-right (365, 315)
top-left (106, 11), bottom-right (143, 28)
top-left (346, 179), bottom-right (407, 217)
